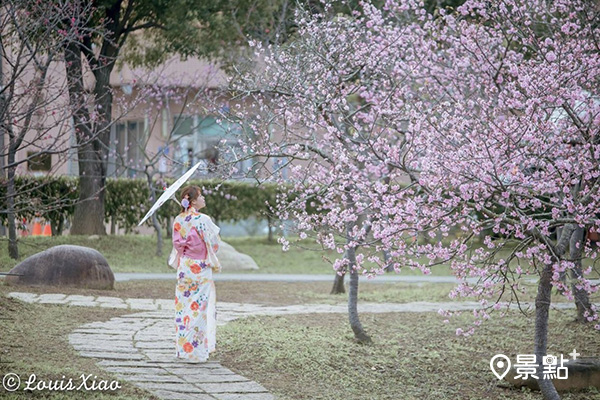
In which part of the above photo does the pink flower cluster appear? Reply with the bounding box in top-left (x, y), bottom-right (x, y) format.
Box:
top-left (233, 0), bottom-right (600, 332)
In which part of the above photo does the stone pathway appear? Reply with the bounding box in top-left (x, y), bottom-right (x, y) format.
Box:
top-left (6, 291), bottom-right (577, 400)
top-left (69, 309), bottom-right (272, 400)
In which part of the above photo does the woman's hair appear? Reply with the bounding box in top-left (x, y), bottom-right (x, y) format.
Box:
top-left (179, 185), bottom-right (202, 213)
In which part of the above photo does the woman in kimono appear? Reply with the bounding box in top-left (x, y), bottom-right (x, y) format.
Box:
top-left (171, 185), bottom-right (221, 363)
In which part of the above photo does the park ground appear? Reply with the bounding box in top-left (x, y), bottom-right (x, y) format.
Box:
top-left (0, 235), bottom-right (599, 399)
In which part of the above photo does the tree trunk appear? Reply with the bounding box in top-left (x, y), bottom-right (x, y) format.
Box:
top-left (330, 271), bottom-right (346, 294)
top-left (153, 212), bottom-right (163, 256)
top-left (0, 34), bottom-right (5, 239)
top-left (6, 150), bottom-right (18, 259)
top-left (535, 263), bottom-right (561, 400)
top-left (1, 38), bottom-right (16, 257)
top-left (267, 214), bottom-right (274, 243)
top-left (569, 226), bottom-right (592, 322)
top-left (148, 173), bottom-right (164, 257)
top-left (346, 245), bottom-right (371, 343)
top-left (383, 249), bottom-right (393, 273)
top-left (70, 148), bottom-right (106, 235)
top-left (50, 218), bottom-right (64, 236)
top-left (166, 216), bottom-right (172, 239)
top-left (63, 42), bottom-right (108, 235)
top-left (534, 224), bottom-right (575, 400)
top-left (64, 36), bottom-right (115, 235)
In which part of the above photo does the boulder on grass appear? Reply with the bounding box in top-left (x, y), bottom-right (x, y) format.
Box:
top-left (505, 357), bottom-right (600, 392)
top-left (218, 241), bottom-right (259, 271)
top-left (4, 245), bottom-right (114, 290)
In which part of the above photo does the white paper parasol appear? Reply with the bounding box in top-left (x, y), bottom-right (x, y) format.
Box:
top-left (138, 161), bottom-right (203, 227)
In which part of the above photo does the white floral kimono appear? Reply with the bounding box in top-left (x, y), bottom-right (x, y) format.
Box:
top-left (171, 208), bottom-right (221, 362)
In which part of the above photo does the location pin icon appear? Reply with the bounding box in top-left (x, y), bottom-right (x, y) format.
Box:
top-left (490, 354), bottom-right (511, 380)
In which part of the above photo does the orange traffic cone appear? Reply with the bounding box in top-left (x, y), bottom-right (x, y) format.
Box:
top-left (42, 224), bottom-right (52, 236)
top-left (32, 221), bottom-right (42, 236)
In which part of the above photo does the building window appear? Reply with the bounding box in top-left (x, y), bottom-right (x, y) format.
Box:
top-left (108, 120), bottom-right (146, 177)
top-left (172, 115), bottom-right (252, 177)
top-left (27, 151), bottom-right (51, 172)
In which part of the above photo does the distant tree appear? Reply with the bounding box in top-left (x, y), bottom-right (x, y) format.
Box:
top-left (0, 0), bottom-right (98, 258)
top-left (63, 0), bottom-right (300, 235)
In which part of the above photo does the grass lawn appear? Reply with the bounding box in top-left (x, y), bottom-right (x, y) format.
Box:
top-left (0, 235), bottom-right (455, 275)
top-left (217, 311), bottom-right (600, 400)
top-left (2, 234), bottom-right (599, 283)
top-left (0, 295), bottom-right (157, 399)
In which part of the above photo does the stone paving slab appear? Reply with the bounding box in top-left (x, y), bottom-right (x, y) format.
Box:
top-left (79, 351), bottom-right (145, 360)
top-left (100, 302), bottom-right (129, 309)
top-left (213, 394), bottom-right (275, 400)
top-left (198, 381), bottom-right (269, 393)
top-left (132, 382), bottom-right (203, 393)
top-left (151, 390), bottom-right (215, 400)
top-left (181, 374), bottom-right (249, 383)
top-left (8, 292), bottom-right (39, 302)
top-left (38, 293), bottom-right (67, 301)
top-left (96, 296), bottom-right (126, 303)
top-left (125, 374), bottom-right (186, 383)
top-left (65, 295), bottom-right (96, 302)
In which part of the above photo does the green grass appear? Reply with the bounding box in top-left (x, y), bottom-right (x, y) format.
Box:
top-left (0, 295), bottom-right (158, 399)
top-left (217, 311), bottom-right (600, 400)
top-left (223, 236), bottom-right (335, 274)
top-left (0, 235), bottom-right (173, 274)
top-left (0, 235), bottom-right (455, 275)
top-left (1, 235), bottom-right (597, 281)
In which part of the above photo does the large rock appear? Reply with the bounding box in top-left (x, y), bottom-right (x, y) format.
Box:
top-left (218, 241), bottom-right (259, 270)
top-left (4, 245), bottom-right (114, 289)
top-left (505, 357), bottom-right (600, 392)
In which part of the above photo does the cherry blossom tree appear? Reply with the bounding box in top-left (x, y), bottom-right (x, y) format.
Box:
top-left (232, 1), bottom-right (599, 397)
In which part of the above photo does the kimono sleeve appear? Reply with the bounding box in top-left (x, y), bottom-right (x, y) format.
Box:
top-left (172, 217), bottom-right (187, 255)
top-left (200, 214), bottom-right (222, 272)
top-left (203, 215), bottom-right (221, 254)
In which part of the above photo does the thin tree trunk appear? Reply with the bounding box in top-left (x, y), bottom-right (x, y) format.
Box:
top-left (383, 249), bottom-right (393, 273)
top-left (330, 271), bottom-right (345, 294)
top-left (153, 212), bottom-right (163, 256)
top-left (344, 215), bottom-right (371, 343)
top-left (1, 36), bottom-right (16, 258)
top-left (534, 224), bottom-right (575, 400)
top-left (50, 218), bottom-right (64, 236)
top-left (569, 226), bottom-right (591, 322)
top-left (346, 244), bottom-right (371, 343)
top-left (147, 173), bottom-right (163, 257)
top-left (535, 263), bottom-right (560, 400)
top-left (6, 150), bottom-right (18, 259)
top-left (166, 216), bottom-right (172, 239)
top-left (57, 217), bottom-right (64, 235)
top-left (0, 32), bottom-right (5, 239)
top-left (267, 214), bottom-right (274, 243)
